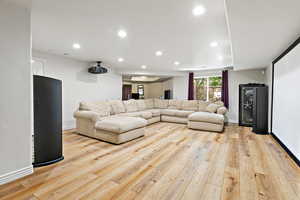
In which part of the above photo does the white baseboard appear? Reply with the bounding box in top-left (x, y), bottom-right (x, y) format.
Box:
top-left (0, 165), bottom-right (33, 185)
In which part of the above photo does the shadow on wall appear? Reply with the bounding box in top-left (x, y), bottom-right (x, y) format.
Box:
top-left (76, 69), bottom-right (98, 83)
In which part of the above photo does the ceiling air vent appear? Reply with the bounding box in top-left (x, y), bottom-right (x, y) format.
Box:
top-left (88, 61), bottom-right (108, 74)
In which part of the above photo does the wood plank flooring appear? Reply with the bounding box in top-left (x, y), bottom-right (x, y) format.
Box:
top-left (0, 122), bottom-right (299, 200)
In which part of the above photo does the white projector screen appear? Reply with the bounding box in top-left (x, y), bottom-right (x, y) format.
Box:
top-left (273, 40), bottom-right (300, 160)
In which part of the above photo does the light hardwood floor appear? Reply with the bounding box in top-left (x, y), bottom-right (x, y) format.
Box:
top-left (0, 122), bottom-right (300, 200)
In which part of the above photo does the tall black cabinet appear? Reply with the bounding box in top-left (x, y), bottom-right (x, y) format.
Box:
top-left (33, 75), bottom-right (64, 167)
top-left (239, 84), bottom-right (268, 134)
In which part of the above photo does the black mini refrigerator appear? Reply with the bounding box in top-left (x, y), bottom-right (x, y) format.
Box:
top-left (33, 75), bottom-right (64, 167)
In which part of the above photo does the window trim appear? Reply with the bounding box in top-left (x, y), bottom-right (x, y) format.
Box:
top-left (194, 75), bottom-right (222, 102)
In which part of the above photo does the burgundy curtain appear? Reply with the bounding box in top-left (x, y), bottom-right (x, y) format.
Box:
top-left (221, 70), bottom-right (229, 108)
top-left (188, 72), bottom-right (194, 100)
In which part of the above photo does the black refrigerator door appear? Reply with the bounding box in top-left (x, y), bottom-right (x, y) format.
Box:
top-left (253, 87), bottom-right (268, 134)
top-left (33, 75), bottom-right (63, 167)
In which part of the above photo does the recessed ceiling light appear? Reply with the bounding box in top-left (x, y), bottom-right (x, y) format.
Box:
top-left (210, 41), bottom-right (218, 47)
top-left (118, 58), bottom-right (124, 62)
top-left (155, 51), bottom-right (163, 56)
top-left (193, 5), bottom-right (206, 16)
top-left (218, 55), bottom-right (224, 61)
top-left (174, 61), bottom-right (180, 66)
top-left (31, 59), bottom-right (35, 63)
top-left (72, 43), bottom-right (81, 49)
top-left (118, 30), bottom-right (127, 38)
top-left (141, 65), bottom-right (147, 69)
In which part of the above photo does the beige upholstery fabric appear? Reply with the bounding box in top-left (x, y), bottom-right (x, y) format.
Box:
top-left (181, 100), bottom-right (198, 111)
top-left (160, 109), bottom-right (177, 116)
top-left (206, 103), bottom-right (220, 113)
top-left (94, 127), bottom-right (145, 144)
top-left (161, 115), bottom-right (188, 124)
top-left (217, 106), bottom-right (227, 115)
top-left (175, 110), bottom-right (194, 117)
top-left (188, 112), bottom-right (224, 124)
top-left (188, 121), bottom-right (224, 132)
top-left (168, 100), bottom-right (182, 109)
top-left (198, 101), bottom-right (210, 112)
top-left (76, 118), bottom-right (97, 137)
top-left (109, 100), bottom-right (126, 114)
top-left (139, 111), bottom-right (152, 119)
top-left (136, 100), bottom-right (147, 111)
top-left (147, 116), bottom-right (161, 125)
top-left (117, 112), bottom-right (141, 118)
top-left (74, 110), bottom-right (101, 122)
top-left (79, 101), bottom-right (110, 117)
top-left (123, 99), bottom-right (139, 113)
top-left (95, 117), bottom-right (147, 134)
top-left (154, 99), bottom-right (169, 109)
top-left (214, 101), bottom-right (225, 107)
top-left (144, 99), bottom-right (154, 109)
top-left (146, 109), bottom-right (161, 117)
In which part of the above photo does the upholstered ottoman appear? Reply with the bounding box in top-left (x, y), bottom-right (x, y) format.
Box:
top-left (94, 116), bottom-right (147, 144)
top-left (188, 112), bottom-right (224, 132)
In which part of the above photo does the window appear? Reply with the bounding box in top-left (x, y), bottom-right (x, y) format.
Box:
top-left (137, 85), bottom-right (144, 99)
top-left (194, 76), bottom-right (222, 102)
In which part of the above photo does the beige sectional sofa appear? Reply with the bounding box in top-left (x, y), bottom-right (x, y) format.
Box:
top-left (74, 99), bottom-right (227, 144)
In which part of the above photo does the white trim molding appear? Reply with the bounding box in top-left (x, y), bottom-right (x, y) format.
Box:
top-left (0, 165), bottom-right (33, 185)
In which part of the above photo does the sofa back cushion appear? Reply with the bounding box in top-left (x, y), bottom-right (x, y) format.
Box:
top-left (168, 100), bottom-right (182, 109)
top-left (79, 101), bottom-right (111, 117)
top-left (181, 100), bottom-right (198, 111)
top-left (108, 100), bottom-right (126, 115)
top-left (144, 99), bottom-right (154, 109)
top-left (154, 99), bottom-right (169, 109)
top-left (136, 100), bottom-right (147, 111)
top-left (198, 101), bottom-right (210, 112)
top-left (206, 103), bottom-right (220, 113)
top-left (123, 99), bottom-right (139, 112)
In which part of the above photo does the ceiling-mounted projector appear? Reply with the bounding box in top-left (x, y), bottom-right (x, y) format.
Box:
top-left (88, 61), bottom-right (108, 74)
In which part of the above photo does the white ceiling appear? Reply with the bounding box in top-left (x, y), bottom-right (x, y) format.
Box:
top-left (226, 0), bottom-right (300, 70)
top-left (31, 0), bottom-right (232, 73)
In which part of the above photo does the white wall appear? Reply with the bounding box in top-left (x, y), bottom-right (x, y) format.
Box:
top-left (173, 75), bottom-right (189, 99)
top-left (227, 69), bottom-right (266, 123)
top-left (33, 51), bottom-right (122, 130)
top-left (0, 1), bottom-right (33, 184)
top-left (265, 64), bottom-right (273, 132)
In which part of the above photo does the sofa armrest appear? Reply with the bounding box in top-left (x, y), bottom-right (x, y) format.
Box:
top-left (73, 110), bottom-right (101, 122)
top-left (217, 106), bottom-right (227, 115)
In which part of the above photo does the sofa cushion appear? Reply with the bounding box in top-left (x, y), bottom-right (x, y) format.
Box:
top-left (117, 112), bottom-right (141, 118)
top-left (146, 109), bottom-right (161, 117)
top-left (139, 111), bottom-right (153, 119)
top-left (144, 99), bottom-right (154, 109)
top-left (214, 101), bottom-right (225, 107)
top-left (108, 100), bottom-right (126, 114)
top-left (206, 103), bottom-right (220, 113)
top-left (198, 101), bottom-right (210, 112)
top-left (181, 100), bottom-right (198, 111)
top-left (95, 117), bottom-right (147, 134)
top-left (175, 110), bottom-right (194, 117)
top-left (123, 99), bottom-right (139, 112)
top-left (136, 100), bottom-right (147, 111)
top-left (217, 106), bottom-right (227, 115)
top-left (79, 101), bottom-right (110, 117)
top-left (188, 112), bottom-right (224, 124)
top-left (154, 99), bottom-right (169, 109)
top-left (168, 100), bottom-right (182, 109)
top-left (160, 109), bottom-right (177, 116)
